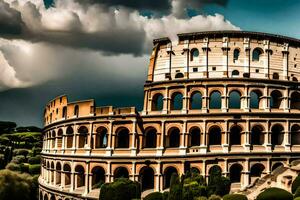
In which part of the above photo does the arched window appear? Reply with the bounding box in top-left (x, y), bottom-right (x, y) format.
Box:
top-left (270, 90), bottom-right (282, 108)
top-left (66, 126), bottom-right (73, 148)
top-left (164, 167), bottom-right (178, 189)
top-left (208, 165), bottom-right (222, 182)
top-left (175, 72), bottom-right (184, 79)
top-left (252, 48), bottom-right (263, 61)
top-left (293, 77), bottom-right (298, 82)
top-left (208, 126), bottom-right (221, 145)
top-left (168, 127), bottom-right (180, 148)
top-left (139, 167), bottom-right (155, 191)
top-left (291, 92), bottom-right (300, 109)
top-left (291, 125), bottom-right (300, 145)
top-left (232, 70), bottom-right (239, 77)
top-left (272, 162), bottom-right (283, 172)
top-left (95, 127), bottom-right (107, 148)
top-left (144, 128), bottom-right (157, 148)
top-left (62, 106), bottom-right (67, 118)
top-left (250, 163), bottom-right (265, 178)
top-left (250, 125), bottom-right (264, 145)
top-left (114, 167), bottom-right (129, 179)
top-left (116, 128), bottom-right (129, 148)
top-left (229, 125), bottom-right (242, 145)
top-left (228, 90), bottom-right (241, 109)
top-left (230, 164), bottom-right (243, 183)
top-left (63, 164), bottom-right (71, 185)
top-left (152, 93), bottom-right (164, 111)
top-left (273, 73), bottom-right (279, 80)
top-left (189, 127), bottom-right (200, 147)
top-left (74, 105), bottom-right (79, 117)
top-left (190, 48), bottom-right (199, 61)
top-left (78, 126), bottom-right (88, 148)
top-left (209, 91), bottom-right (222, 109)
top-left (56, 162), bottom-right (61, 185)
top-left (271, 124), bottom-right (284, 147)
top-left (75, 165), bottom-right (85, 188)
top-left (190, 92), bottom-right (202, 109)
top-left (171, 92), bottom-right (183, 110)
top-left (92, 167), bottom-right (105, 189)
top-left (250, 90), bottom-right (262, 109)
top-left (233, 49), bottom-right (240, 62)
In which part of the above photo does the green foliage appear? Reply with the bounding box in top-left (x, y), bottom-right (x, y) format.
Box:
top-left (144, 192), bottom-right (163, 200)
top-left (28, 155), bottom-right (41, 165)
top-left (169, 173), bottom-right (183, 200)
top-left (20, 163), bottom-right (29, 173)
top-left (0, 169), bottom-right (37, 200)
top-left (0, 121), bottom-right (17, 134)
top-left (223, 193), bottom-right (248, 200)
top-left (294, 197), bottom-right (300, 200)
top-left (208, 195), bottom-right (221, 200)
top-left (5, 162), bottom-right (21, 171)
top-left (294, 186), bottom-right (300, 198)
top-left (16, 126), bottom-right (42, 133)
top-left (194, 197), bottom-right (208, 200)
top-left (13, 149), bottom-right (29, 158)
top-left (292, 175), bottom-right (300, 193)
top-left (256, 187), bottom-right (293, 200)
top-left (11, 155), bottom-right (26, 164)
top-left (162, 192), bottom-right (169, 200)
top-left (28, 164), bottom-right (40, 175)
top-left (99, 178), bottom-right (141, 200)
top-left (207, 167), bottom-right (230, 197)
top-left (31, 147), bottom-right (42, 156)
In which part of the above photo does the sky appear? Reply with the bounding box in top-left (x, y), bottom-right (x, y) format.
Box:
top-left (0, 0), bottom-right (299, 127)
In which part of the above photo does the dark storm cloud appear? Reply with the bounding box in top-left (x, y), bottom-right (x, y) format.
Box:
top-left (0, 1), bottom-right (24, 35)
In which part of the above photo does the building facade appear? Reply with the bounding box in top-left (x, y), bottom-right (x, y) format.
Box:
top-left (39, 31), bottom-right (300, 200)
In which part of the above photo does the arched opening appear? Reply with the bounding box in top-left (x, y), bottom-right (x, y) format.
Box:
top-left (95, 127), bottom-right (107, 148)
top-left (40, 192), bottom-right (43, 200)
top-left (229, 90), bottom-right (241, 109)
top-left (189, 127), bottom-right (201, 147)
top-left (250, 90), bottom-right (262, 109)
top-left (208, 165), bottom-right (222, 182)
top-left (250, 125), bottom-right (264, 145)
top-left (293, 77), bottom-right (298, 82)
top-left (51, 162), bottom-right (54, 183)
top-left (232, 70), bottom-right (239, 77)
top-left (229, 125), bottom-right (242, 145)
top-left (57, 129), bottom-right (63, 148)
top-left (271, 124), bottom-right (284, 146)
top-left (152, 93), bottom-right (164, 111)
top-left (50, 195), bottom-right (55, 200)
top-left (270, 90), bottom-right (282, 109)
top-left (44, 194), bottom-right (49, 200)
top-left (62, 106), bottom-right (67, 118)
top-left (272, 162), bottom-right (283, 172)
top-left (190, 48), bottom-right (199, 61)
top-left (190, 92), bottom-right (202, 109)
top-left (92, 166), bottom-right (105, 189)
top-left (252, 48), bottom-right (263, 61)
top-left (273, 72), bottom-right (279, 80)
top-left (78, 126), bottom-right (88, 148)
top-left (74, 105), bottom-right (79, 117)
top-left (233, 49), bottom-right (240, 62)
top-left (171, 92), bottom-right (183, 110)
top-left (208, 126), bottom-right (222, 146)
top-left (114, 167), bottom-right (129, 179)
top-left (63, 164), bottom-right (71, 186)
top-left (51, 131), bottom-right (56, 148)
top-left (139, 167), bottom-right (155, 191)
top-left (144, 127), bottom-right (157, 148)
top-left (56, 162), bottom-right (62, 185)
top-left (175, 72), bottom-right (184, 78)
top-left (190, 167), bottom-right (201, 175)
top-left (291, 125), bottom-right (300, 145)
top-left (250, 163), bottom-right (265, 178)
top-left (168, 127), bottom-right (180, 148)
top-left (209, 91), bottom-right (222, 109)
top-left (164, 167), bottom-right (178, 189)
top-left (116, 128), bottom-right (130, 148)
top-left (230, 164), bottom-right (243, 183)
top-left (291, 92), bottom-right (300, 109)
top-left (66, 126), bottom-right (74, 148)
top-left (75, 165), bottom-right (85, 188)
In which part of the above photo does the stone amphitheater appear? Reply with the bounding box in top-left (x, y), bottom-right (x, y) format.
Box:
top-left (39, 31), bottom-right (300, 200)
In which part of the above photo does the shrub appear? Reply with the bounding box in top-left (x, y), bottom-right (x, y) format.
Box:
top-left (28, 155), bottom-right (41, 165)
top-left (13, 149), bottom-right (29, 158)
top-left (208, 194), bottom-right (221, 200)
top-left (31, 147), bottom-right (42, 156)
top-left (256, 187), bottom-right (293, 200)
top-left (28, 164), bottom-right (40, 175)
top-left (20, 163), bottom-right (29, 173)
top-left (294, 186), bottom-right (300, 198)
top-left (294, 197), bottom-right (300, 200)
top-left (144, 192), bottom-right (163, 200)
top-left (162, 191), bottom-right (169, 200)
top-left (292, 175), bottom-right (300, 193)
top-left (5, 162), bottom-right (21, 171)
top-left (195, 197), bottom-right (208, 200)
top-left (223, 193), bottom-right (248, 200)
top-left (11, 155), bottom-right (26, 164)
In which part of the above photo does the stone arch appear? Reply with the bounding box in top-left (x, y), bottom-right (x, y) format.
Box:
top-left (272, 162), bottom-right (284, 172)
top-left (66, 126), bottom-right (74, 148)
top-left (56, 162), bottom-right (62, 185)
top-left (270, 90), bottom-right (283, 109)
top-left (208, 126), bottom-right (222, 146)
top-left (78, 126), bottom-right (88, 148)
top-left (208, 165), bottom-right (222, 181)
top-left (293, 77), bottom-right (298, 82)
top-left (271, 124), bottom-right (284, 146)
top-left (250, 163), bottom-right (265, 178)
top-left (190, 91), bottom-right (202, 110)
top-left (115, 127), bottom-right (130, 148)
top-left (291, 124), bottom-right (300, 145)
top-left (164, 166), bottom-right (178, 189)
top-left (44, 194), bottom-right (49, 200)
top-left (57, 129), bottom-right (63, 148)
top-left (291, 92), bottom-right (300, 109)
top-left (63, 164), bottom-right (71, 186)
top-left (114, 166), bottom-right (129, 179)
top-left (152, 93), bottom-right (164, 111)
top-left (171, 92), bottom-right (183, 110)
top-left (233, 48), bottom-right (240, 62)
top-left (189, 126), bottom-right (201, 147)
top-left (95, 127), bottom-right (108, 148)
top-left (190, 48), bottom-right (199, 61)
top-left (232, 70), bottom-right (239, 77)
top-left (229, 163), bottom-right (243, 183)
top-left (91, 166), bottom-right (106, 189)
top-left (62, 106), bottom-right (67, 118)
top-left (250, 125), bottom-right (264, 145)
top-left (273, 72), bottom-right (279, 79)
top-left (175, 72), bottom-right (184, 79)
top-left (252, 47), bottom-right (263, 61)
top-left (229, 125), bottom-right (242, 145)
top-left (190, 167), bottom-right (201, 175)
top-left (50, 194), bottom-right (55, 200)
top-left (229, 90), bottom-right (241, 109)
top-left (75, 165), bottom-right (85, 188)
top-left (209, 91), bottom-right (222, 109)
top-left (250, 89), bottom-right (263, 109)
top-left (139, 166), bottom-right (155, 191)
top-left (143, 127), bottom-right (157, 148)
top-left (167, 127), bottom-right (180, 147)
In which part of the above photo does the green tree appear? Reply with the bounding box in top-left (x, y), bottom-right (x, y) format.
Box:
top-left (169, 173), bottom-right (183, 200)
top-left (256, 187), bottom-right (293, 200)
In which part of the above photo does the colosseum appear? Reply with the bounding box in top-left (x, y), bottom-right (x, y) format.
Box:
top-left (39, 31), bottom-right (300, 200)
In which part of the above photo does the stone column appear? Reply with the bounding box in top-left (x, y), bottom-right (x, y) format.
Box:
top-left (106, 121), bottom-right (113, 156)
top-left (157, 121), bottom-right (165, 156)
top-left (222, 120), bottom-right (229, 153)
top-left (180, 121), bottom-right (187, 155)
top-left (106, 161), bottom-right (111, 183)
top-left (243, 120), bottom-right (250, 151)
top-left (263, 86), bottom-right (270, 111)
top-left (200, 121), bottom-right (207, 153)
top-left (222, 85), bottom-right (228, 112)
top-left (131, 162), bottom-right (137, 181)
top-left (84, 162), bottom-right (90, 195)
top-left (182, 86), bottom-right (188, 114)
top-left (284, 87), bottom-right (290, 112)
top-left (202, 86), bottom-right (208, 113)
top-left (163, 87), bottom-right (169, 114)
top-left (282, 45), bottom-right (289, 80)
top-left (131, 120), bottom-right (137, 156)
top-left (242, 159), bottom-right (250, 189)
top-left (284, 120), bottom-right (291, 151)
